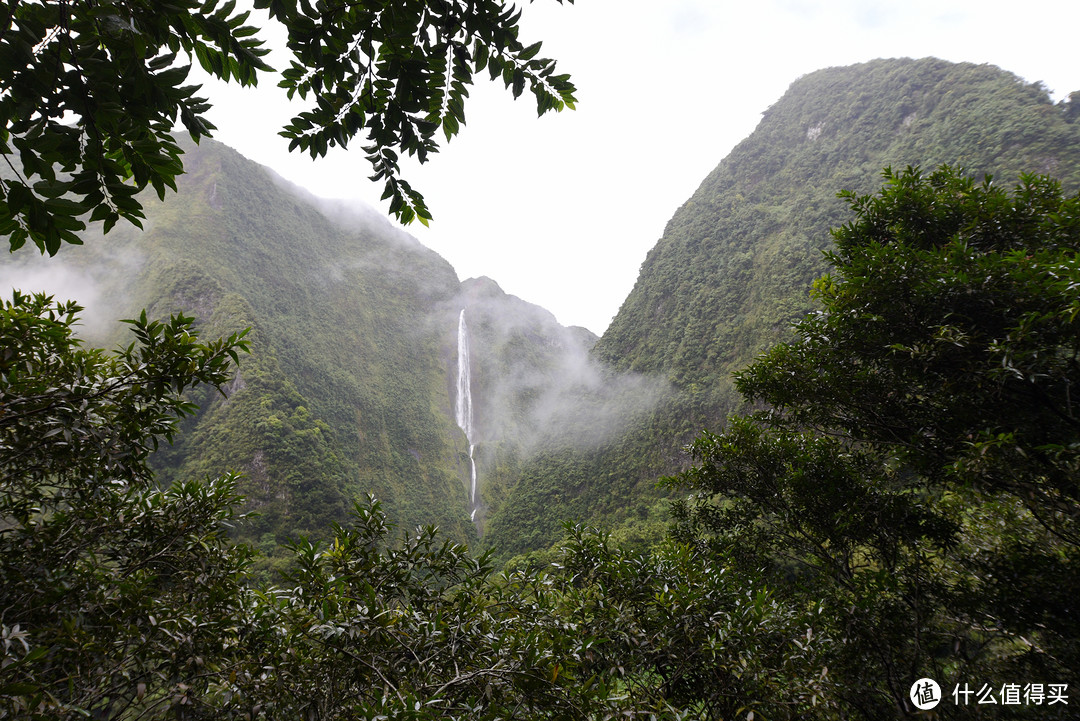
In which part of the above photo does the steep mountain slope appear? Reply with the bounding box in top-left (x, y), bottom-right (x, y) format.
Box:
top-left (1, 139), bottom-right (474, 547)
top-left (599, 58), bottom-right (1080, 387)
top-left (482, 58), bottom-right (1080, 558)
top-left (1, 137), bottom-right (645, 557)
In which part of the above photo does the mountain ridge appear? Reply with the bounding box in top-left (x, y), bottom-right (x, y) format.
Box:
top-left (481, 57), bottom-right (1080, 559)
top-left (5, 57), bottom-right (1079, 563)
top-left (0, 137), bottom-right (640, 557)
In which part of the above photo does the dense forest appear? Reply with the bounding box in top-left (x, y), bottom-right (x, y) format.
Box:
top-left (2, 3), bottom-right (1079, 714)
top-left (6, 162), bottom-right (1078, 719)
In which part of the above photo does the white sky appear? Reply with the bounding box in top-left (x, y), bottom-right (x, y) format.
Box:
top-left (197, 0), bottom-right (1080, 335)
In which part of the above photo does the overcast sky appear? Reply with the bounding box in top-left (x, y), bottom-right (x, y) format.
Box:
top-left (198, 0), bottom-right (1080, 335)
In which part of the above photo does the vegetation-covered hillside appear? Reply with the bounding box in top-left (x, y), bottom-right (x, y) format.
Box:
top-left (0, 138), bottom-right (650, 557)
top-left (602, 58), bottom-right (1080, 388)
top-left (1, 139), bottom-right (478, 550)
top-left (482, 58), bottom-right (1080, 558)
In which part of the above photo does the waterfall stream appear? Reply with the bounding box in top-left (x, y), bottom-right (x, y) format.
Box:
top-left (455, 309), bottom-right (479, 521)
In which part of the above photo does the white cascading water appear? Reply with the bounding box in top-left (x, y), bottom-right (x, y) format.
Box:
top-left (455, 309), bottom-right (479, 521)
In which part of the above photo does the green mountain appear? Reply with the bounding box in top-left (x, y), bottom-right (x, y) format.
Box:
top-left (600, 58), bottom-right (1080, 383)
top-left (6, 57), bottom-right (1079, 564)
top-left (1, 138), bottom-right (477, 549)
top-left (0, 138), bottom-right (654, 562)
top-left (481, 58), bottom-right (1080, 559)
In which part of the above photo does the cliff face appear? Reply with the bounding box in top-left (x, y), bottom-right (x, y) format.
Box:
top-left (450, 276), bottom-right (666, 537)
top-left (599, 58), bottom-right (1080, 390)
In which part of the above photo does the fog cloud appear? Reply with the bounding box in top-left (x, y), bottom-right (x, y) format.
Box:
top-left (449, 277), bottom-right (670, 456)
top-left (0, 256), bottom-right (131, 342)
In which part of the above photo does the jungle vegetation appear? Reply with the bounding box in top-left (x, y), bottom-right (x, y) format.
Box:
top-left (5, 165), bottom-right (1079, 719)
top-left (2, 5), bottom-right (1080, 715)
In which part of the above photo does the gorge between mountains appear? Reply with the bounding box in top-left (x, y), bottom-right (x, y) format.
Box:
top-left (3, 57), bottom-right (1079, 564)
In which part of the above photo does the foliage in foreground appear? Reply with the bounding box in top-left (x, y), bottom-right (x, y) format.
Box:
top-left (669, 166), bottom-right (1080, 719)
top-left (0, 0), bottom-right (577, 253)
top-left (0, 292), bottom-right (252, 718)
top-left (7, 165), bottom-right (1080, 719)
top-left (0, 292), bottom-right (826, 719)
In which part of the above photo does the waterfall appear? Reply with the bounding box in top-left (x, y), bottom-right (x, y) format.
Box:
top-left (455, 309), bottom-right (479, 521)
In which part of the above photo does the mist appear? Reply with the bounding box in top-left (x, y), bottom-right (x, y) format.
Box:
top-left (0, 253), bottom-right (136, 343)
top-left (263, 162), bottom-right (464, 305)
top-left (448, 277), bottom-right (670, 456)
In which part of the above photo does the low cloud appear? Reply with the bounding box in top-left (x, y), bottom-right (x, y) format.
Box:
top-left (0, 259), bottom-right (117, 342)
top-left (449, 278), bottom-right (670, 456)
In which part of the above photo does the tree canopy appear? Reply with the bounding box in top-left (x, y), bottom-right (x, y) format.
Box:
top-left (0, 0), bottom-right (576, 254)
top-left (0, 291), bottom-right (823, 719)
top-left (669, 166), bottom-right (1080, 718)
top-left (6, 158), bottom-right (1080, 717)
top-left (0, 292), bottom-right (253, 717)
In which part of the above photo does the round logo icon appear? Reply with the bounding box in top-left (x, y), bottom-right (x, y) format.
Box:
top-left (910, 677), bottom-right (942, 710)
